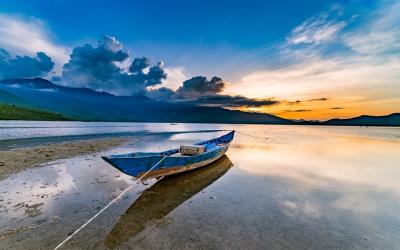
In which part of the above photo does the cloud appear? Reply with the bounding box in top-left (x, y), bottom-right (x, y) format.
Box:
top-left (287, 98), bottom-right (328, 105)
top-left (226, 1), bottom-right (400, 103)
top-left (129, 57), bottom-right (150, 72)
top-left (287, 100), bottom-right (301, 105)
top-left (0, 14), bottom-right (69, 75)
top-left (0, 48), bottom-right (54, 78)
top-left (146, 75), bottom-right (225, 101)
top-left (175, 76), bottom-right (225, 99)
top-left (99, 35), bottom-right (124, 52)
top-left (283, 109), bottom-right (312, 113)
top-left (331, 107), bottom-right (343, 110)
top-left (162, 66), bottom-right (190, 90)
top-left (307, 98), bottom-right (328, 102)
top-left (147, 75), bottom-right (279, 108)
top-left (183, 95), bottom-right (279, 107)
top-left (286, 6), bottom-right (346, 46)
top-left (147, 88), bottom-right (279, 108)
top-left (342, 2), bottom-right (400, 55)
top-left (146, 87), bottom-right (176, 101)
top-left (145, 62), bottom-right (168, 86)
top-left (63, 36), bottom-right (129, 84)
top-left (62, 35), bottom-right (167, 95)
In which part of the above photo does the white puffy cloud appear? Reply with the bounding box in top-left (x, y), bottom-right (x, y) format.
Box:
top-left (0, 14), bottom-right (70, 75)
top-left (162, 66), bottom-right (191, 90)
top-left (62, 35), bottom-right (167, 95)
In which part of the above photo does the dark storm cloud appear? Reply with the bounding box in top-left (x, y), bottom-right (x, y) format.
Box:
top-left (307, 97), bottom-right (329, 101)
top-left (62, 35), bottom-right (166, 94)
top-left (62, 35), bottom-right (128, 85)
top-left (0, 48), bottom-right (9, 59)
top-left (145, 62), bottom-right (167, 86)
top-left (146, 75), bottom-right (226, 102)
top-left (0, 48), bottom-right (54, 79)
top-left (287, 100), bottom-right (301, 105)
top-left (187, 95), bottom-right (280, 107)
top-left (147, 75), bottom-right (278, 108)
top-left (147, 79), bottom-right (279, 108)
top-left (146, 87), bottom-right (176, 101)
top-left (283, 109), bottom-right (312, 113)
top-left (286, 97), bottom-right (328, 105)
top-left (175, 76), bottom-right (225, 99)
top-left (129, 57), bottom-right (150, 73)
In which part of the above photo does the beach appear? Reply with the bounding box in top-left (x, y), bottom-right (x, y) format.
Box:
top-left (0, 138), bottom-right (131, 180)
top-left (0, 122), bottom-right (400, 249)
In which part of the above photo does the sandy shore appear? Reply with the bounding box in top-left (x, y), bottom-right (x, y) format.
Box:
top-left (0, 137), bottom-right (131, 180)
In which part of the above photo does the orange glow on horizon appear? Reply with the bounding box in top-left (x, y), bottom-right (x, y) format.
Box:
top-left (229, 96), bottom-right (400, 121)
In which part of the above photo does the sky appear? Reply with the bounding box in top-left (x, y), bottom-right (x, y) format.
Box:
top-left (0, 0), bottom-right (399, 120)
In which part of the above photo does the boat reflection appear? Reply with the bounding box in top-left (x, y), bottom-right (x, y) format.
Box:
top-left (105, 155), bottom-right (233, 249)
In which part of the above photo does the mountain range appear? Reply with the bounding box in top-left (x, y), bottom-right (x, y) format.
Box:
top-left (322, 113), bottom-right (400, 126)
top-left (0, 78), bottom-right (399, 126)
top-left (0, 78), bottom-right (292, 124)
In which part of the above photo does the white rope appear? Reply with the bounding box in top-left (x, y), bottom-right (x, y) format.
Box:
top-left (53, 156), bottom-right (167, 250)
top-left (236, 130), bottom-right (268, 140)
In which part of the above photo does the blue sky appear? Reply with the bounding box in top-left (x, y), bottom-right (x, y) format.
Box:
top-left (0, 0), bottom-right (371, 75)
top-left (1, 1), bottom-right (342, 45)
top-left (0, 0), bottom-right (399, 119)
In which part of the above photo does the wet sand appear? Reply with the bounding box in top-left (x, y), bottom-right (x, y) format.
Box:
top-left (0, 137), bottom-right (131, 180)
top-left (0, 126), bottom-right (400, 249)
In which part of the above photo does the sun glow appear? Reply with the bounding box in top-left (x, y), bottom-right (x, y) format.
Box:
top-left (228, 95), bottom-right (400, 121)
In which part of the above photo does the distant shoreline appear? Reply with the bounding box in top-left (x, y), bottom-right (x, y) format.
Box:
top-left (0, 103), bottom-right (70, 121)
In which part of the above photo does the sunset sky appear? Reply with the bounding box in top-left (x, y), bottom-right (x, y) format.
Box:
top-left (0, 0), bottom-right (399, 120)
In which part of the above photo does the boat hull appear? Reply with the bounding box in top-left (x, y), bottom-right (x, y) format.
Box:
top-left (137, 143), bottom-right (230, 179)
top-left (102, 131), bottom-right (234, 179)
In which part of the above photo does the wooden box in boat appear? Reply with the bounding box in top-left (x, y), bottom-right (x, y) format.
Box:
top-left (179, 145), bottom-right (205, 155)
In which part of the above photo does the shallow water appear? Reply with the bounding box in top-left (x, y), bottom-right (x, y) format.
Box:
top-left (0, 124), bottom-right (400, 249)
top-left (0, 121), bottom-right (226, 140)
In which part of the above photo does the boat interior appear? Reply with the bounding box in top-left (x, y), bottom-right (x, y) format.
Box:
top-left (108, 131), bottom-right (234, 159)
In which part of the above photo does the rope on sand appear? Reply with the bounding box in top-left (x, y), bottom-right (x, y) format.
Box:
top-left (53, 156), bottom-right (167, 250)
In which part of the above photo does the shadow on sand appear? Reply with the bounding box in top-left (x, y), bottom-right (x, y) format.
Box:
top-left (105, 155), bottom-right (233, 249)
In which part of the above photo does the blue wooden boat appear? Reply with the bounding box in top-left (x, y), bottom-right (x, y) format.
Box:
top-left (102, 131), bottom-right (234, 179)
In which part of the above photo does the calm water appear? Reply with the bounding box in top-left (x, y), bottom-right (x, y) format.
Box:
top-left (0, 121), bottom-right (225, 140)
top-left (0, 122), bottom-right (400, 249)
top-left (0, 121), bottom-right (227, 150)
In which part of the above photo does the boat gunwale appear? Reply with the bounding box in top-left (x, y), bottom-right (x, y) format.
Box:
top-left (105, 130), bottom-right (234, 159)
